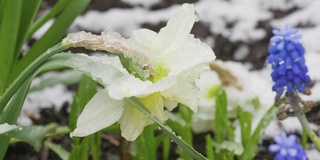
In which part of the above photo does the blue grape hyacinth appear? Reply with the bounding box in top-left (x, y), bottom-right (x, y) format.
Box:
top-left (267, 25), bottom-right (311, 99)
top-left (269, 132), bottom-right (308, 160)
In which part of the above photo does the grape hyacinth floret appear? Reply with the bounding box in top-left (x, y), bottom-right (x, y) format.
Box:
top-left (267, 25), bottom-right (311, 100)
top-left (269, 132), bottom-right (308, 160)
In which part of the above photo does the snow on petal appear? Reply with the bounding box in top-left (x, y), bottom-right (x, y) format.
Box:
top-left (62, 53), bottom-right (127, 86)
top-left (119, 93), bottom-right (166, 141)
top-left (70, 89), bottom-right (124, 137)
top-left (159, 34), bottom-right (215, 74)
top-left (108, 74), bottom-right (177, 99)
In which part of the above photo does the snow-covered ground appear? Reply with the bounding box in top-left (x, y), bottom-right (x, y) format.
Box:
top-left (25, 0), bottom-right (320, 158)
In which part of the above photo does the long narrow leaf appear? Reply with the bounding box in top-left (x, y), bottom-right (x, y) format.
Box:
top-left (27, 0), bottom-right (71, 40)
top-left (10, 0), bottom-right (90, 82)
top-left (0, 77), bottom-right (32, 159)
top-left (0, 43), bottom-right (67, 113)
top-left (45, 141), bottom-right (70, 160)
top-left (240, 106), bottom-right (277, 159)
top-left (0, 0), bottom-right (21, 94)
top-left (0, 53), bottom-right (73, 159)
top-left (29, 70), bottom-right (81, 92)
top-left (15, 0), bottom-right (42, 60)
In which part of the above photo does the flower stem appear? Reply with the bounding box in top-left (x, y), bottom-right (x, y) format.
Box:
top-left (0, 43), bottom-right (67, 113)
top-left (297, 113), bottom-right (320, 150)
top-left (288, 92), bottom-right (320, 150)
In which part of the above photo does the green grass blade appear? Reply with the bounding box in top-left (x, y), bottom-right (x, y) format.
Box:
top-left (205, 135), bottom-right (215, 160)
top-left (0, 53), bottom-right (72, 159)
top-left (125, 97), bottom-right (208, 160)
top-left (69, 138), bottom-right (90, 160)
top-left (15, 0), bottom-right (42, 60)
top-left (90, 132), bottom-right (102, 160)
top-left (0, 76), bottom-right (32, 159)
top-left (214, 89), bottom-right (228, 143)
top-left (162, 135), bottom-right (171, 160)
top-left (0, 43), bottom-right (67, 113)
top-left (45, 141), bottom-right (70, 160)
top-left (135, 125), bottom-right (157, 160)
top-left (237, 107), bottom-right (252, 148)
top-left (166, 105), bottom-right (193, 160)
top-left (0, 0), bottom-right (22, 94)
top-left (29, 70), bottom-right (81, 92)
top-left (10, 0), bottom-right (90, 82)
top-left (240, 106), bottom-right (277, 159)
top-left (27, 0), bottom-right (71, 39)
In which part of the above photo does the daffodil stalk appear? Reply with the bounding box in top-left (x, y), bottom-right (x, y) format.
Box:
top-left (0, 43), bottom-right (68, 113)
top-left (267, 25), bottom-right (320, 150)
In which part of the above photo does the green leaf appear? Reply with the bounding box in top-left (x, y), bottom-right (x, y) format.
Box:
top-left (1, 123), bottom-right (58, 151)
top-left (0, 52), bottom-right (70, 159)
top-left (0, 76), bottom-right (33, 159)
top-left (10, 0), bottom-right (91, 83)
top-left (134, 125), bottom-right (157, 160)
top-left (0, 0), bottom-right (22, 94)
top-left (69, 137), bottom-right (90, 160)
top-left (214, 89), bottom-right (233, 142)
top-left (29, 70), bottom-right (81, 92)
top-left (240, 106), bottom-right (277, 159)
top-left (15, 0), bottom-right (42, 60)
top-left (0, 43), bottom-right (67, 113)
top-left (237, 107), bottom-right (252, 148)
top-left (45, 141), bottom-right (70, 160)
top-left (166, 105), bottom-right (193, 160)
top-left (205, 135), bottom-right (215, 160)
top-left (162, 135), bottom-right (171, 160)
top-left (251, 97), bottom-right (261, 110)
top-left (27, 0), bottom-right (71, 39)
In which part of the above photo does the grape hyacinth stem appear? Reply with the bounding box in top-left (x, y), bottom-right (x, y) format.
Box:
top-left (288, 92), bottom-right (320, 150)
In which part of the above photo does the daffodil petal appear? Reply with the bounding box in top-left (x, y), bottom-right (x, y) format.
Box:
top-left (108, 75), bottom-right (177, 99)
top-left (131, 29), bottom-right (157, 46)
top-left (160, 34), bottom-right (215, 74)
top-left (118, 103), bottom-right (149, 141)
top-left (162, 64), bottom-right (208, 112)
top-left (62, 53), bottom-right (128, 87)
top-left (119, 93), bottom-right (166, 141)
top-left (70, 89), bottom-right (124, 137)
top-left (150, 3), bottom-right (198, 53)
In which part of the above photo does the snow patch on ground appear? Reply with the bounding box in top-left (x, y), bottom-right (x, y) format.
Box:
top-left (18, 73), bottom-right (73, 126)
top-left (121, 0), bottom-right (160, 8)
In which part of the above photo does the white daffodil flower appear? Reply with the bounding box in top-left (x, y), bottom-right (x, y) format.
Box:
top-left (64, 3), bottom-right (216, 141)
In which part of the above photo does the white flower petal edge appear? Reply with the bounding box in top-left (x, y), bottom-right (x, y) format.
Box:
top-left (70, 89), bottom-right (124, 137)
